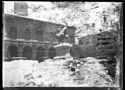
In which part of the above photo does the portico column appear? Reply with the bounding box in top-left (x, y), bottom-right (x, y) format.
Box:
top-left (3, 44), bottom-right (8, 58)
top-left (32, 45), bottom-right (37, 60)
top-left (4, 50), bottom-right (8, 59)
top-left (18, 48), bottom-right (23, 57)
top-left (45, 49), bottom-right (49, 58)
top-left (18, 43), bottom-right (24, 57)
top-left (32, 50), bottom-right (37, 60)
top-left (43, 44), bottom-right (49, 58)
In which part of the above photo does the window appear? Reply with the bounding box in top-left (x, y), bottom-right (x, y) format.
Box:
top-left (25, 29), bottom-right (30, 40)
top-left (35, 31), bottom-right (43, 41)
top-left (9, 27), bottom-right (17, 39)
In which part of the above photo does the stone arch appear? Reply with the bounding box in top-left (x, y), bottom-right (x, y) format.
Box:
top-left (48, 47), bottom-right (56, 59)
top-left (22, 45), bottom-right (33, 49)
top-left (6, 43), bottom-right (19, 49)
top-left (23, 46), bottom-right (32, 60)
top-left (36, 46), bottom-right (45, 60)
top-left (7, 45), bottom-right (18, 59)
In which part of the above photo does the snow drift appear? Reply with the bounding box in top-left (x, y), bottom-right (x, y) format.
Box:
top-left (3, 57), bottom-right (119, 87)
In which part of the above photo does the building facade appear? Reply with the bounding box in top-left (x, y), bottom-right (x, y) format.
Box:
top-left (3, 14), bottom-right (75, 60)
top-left (78, 30), bottom-right (118, 58)
top-left (78, 34), bottom-right (97, 57)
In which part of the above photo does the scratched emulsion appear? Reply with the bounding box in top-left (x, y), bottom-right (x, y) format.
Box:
top-left (3, 2), bottom-right (122, 89)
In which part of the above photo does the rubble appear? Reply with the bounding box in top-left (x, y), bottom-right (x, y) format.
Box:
top-left (56, 26), bottom-right (67, 36)
top-left (3, 57), bottom-right (119, 87)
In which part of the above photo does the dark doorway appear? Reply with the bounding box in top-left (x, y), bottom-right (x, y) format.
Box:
top-left (36, 46), bottom-right (45, 60)
top-left (48, 47), bottom-right (56, 59)
top-left (8, 45), bottom-right (18, 59)
top-left (23, 46), bottom-right (32, 60)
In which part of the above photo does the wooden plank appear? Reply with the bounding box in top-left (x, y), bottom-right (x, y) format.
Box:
top-left (96, 43), bottom-right (116, 49)
top-left (97, 39), bottom-right (115, 43)
top-left (96, 50), bottom-right (115, 55)
top-left (97, 33), bottom-right (117, 39)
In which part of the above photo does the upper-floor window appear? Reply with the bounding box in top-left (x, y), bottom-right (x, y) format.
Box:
top-left (25, 29), bottom-right (30, 40)
top-left (35, 31), bottom-right (43, 41)
top-left (8, 27), bottom-right (17, 39)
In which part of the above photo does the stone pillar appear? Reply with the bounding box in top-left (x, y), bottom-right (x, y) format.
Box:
top-left (42, 44), bottom-right (49, 58)
top-left (4, 50), bottom-right (8, 58)
top-left (32, 45), bottom-right (37, 60)
top-left (32, 50), bottom-right (37, 60)
top-left (45, 49), bottom-right (49, 58)
top-left (18, 43), bottom-right (24, 57)
top-left (18, 48), bottom-right (23, 57)
top-left (3, 43), bottom-right (9, 59)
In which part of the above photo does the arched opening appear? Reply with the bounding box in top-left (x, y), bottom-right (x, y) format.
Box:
top-left (23, 46), bottom-right (32, 60)
top-left (25, 29), bottom-right (30, 40)
top-left (35, 31), bottom-right (43, 41)
top-left (8, 27), bottom-right (17, 39)
top-left (48, 47), bottom-right (56, 59)
top-left (8, 45), bottom-right (18, 59)
top-left (36, 46), bottom-right (45, 60)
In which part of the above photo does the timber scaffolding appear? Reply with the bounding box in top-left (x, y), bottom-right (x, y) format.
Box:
top-left (96, 30), bottom-right (118, 59)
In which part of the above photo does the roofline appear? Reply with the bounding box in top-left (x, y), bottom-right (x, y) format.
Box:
top-left (4, 13), bottom-right (76, 29)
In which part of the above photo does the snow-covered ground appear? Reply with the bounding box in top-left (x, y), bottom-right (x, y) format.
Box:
top-left (3, 57), bottom-right (119, 87)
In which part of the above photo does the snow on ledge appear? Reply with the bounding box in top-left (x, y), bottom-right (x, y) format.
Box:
top-left (54, 53), bottom-right (72, 60)
top-left (54, 42), bottom-right (72, 48)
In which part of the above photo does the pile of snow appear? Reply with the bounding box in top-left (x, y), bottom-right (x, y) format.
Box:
top-left (3, 60), bottom-right (38, 87)
top-left (3, 57), bottom-right (118, 87)
top-left (77, 57), bottom-right (114, 86)
top-left (54, 42), bottom-right (72, 48)
top-left (3, 59), bottom-right (74, 87)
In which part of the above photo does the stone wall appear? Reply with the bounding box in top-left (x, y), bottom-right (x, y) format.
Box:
top-left (4, 14), bottom-right (75, 43)
top-left (78, 30), bottom-right (118, 58)
top-left (3, 14), bottom-right (75, 60)
top-left (78, 34), bottom-right (97, 58)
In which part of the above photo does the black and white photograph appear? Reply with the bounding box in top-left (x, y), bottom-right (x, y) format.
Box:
top-left (2, 1), bottom-right (123, 89)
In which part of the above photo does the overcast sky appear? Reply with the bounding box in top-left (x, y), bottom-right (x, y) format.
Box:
top-left (3, 1), bottom-right (121, 37)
